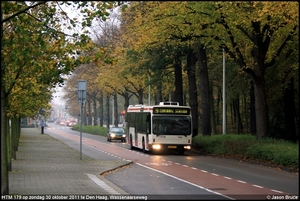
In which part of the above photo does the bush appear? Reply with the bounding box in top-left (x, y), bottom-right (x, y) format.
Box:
top-left (72, 125), bottom-right (108, 136)
top-left (192, 134), bottom-right (257, 156)
top-left (246, 141), bottom-right (298, 169)
top-left (192, 134), bottom-right (298, 170)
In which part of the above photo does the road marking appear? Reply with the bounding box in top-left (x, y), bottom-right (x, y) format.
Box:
top-left (145, 162), bottom-right (172, 166)
top-left (87, 174), bottom-right (120, 194)
top-left (137, 163), bottom-right (233, 200)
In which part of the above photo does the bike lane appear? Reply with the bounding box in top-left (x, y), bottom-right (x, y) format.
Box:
top-left (49, 130), bottom-right (290, 200)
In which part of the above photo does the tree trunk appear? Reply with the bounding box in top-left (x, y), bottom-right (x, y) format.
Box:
top-left (123, 90), bottom-right (130, 110)
top-left (93, 97), bottom-right (97, 126)
top-left (99, 91), bottom-right (104, 127)
top-left (196, 43), bottom-right (211, 136)
top-left (105, 96), bottom-right (110, 128)
top-left (11, 118), bottom-right (17, 160)
top-left (210, 83), bottom-right (216, 135)
top-left (155, 83), bottom-right (163, 105)
top-left (1, 110), bottom-right (8, 194)
top-left (253, 73), bottom-right (269, 138)
top-left (113, 92), bottom-right (118, 127)
top-left (87, 99), bottom-right (92, 125)
top-left (11, 118), bottom-right (18, 161)
top-left (217, 88), bottom-right (221, 128)
top-left (233, 96), bottom-right (243, 134)
top-left (83, 102), bottom-right (87, 126)
top-left (284, 77), bottom-right (296, 142)
top-left (243, 93), bottom-right (249, 134)
top-left (138, 89), bottom-right (144, 105)
top-left (173, 56), bottom-right (183, 105)
top-left (250, 81), bottom-right (256, 135)
top-left (186, 48), bottom-right (198, 137)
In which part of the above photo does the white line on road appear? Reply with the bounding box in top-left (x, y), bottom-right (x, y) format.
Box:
top-left (87, 174), bottom-right (120, 194)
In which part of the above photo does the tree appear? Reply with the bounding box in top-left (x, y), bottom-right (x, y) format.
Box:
top-left (215, 2), bottom-right (299, 138)
top-left (1, 1), bottom-right (123, 194)
top-left (119, 2), bottom-right (216, 136)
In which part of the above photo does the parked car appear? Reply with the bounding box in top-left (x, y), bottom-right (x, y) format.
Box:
top-left (59, 121), bottom-right (67, 126)
top-left (107, 127), bottom-right (126, 142)
top-left (67, 121), bottom-right (77, 127)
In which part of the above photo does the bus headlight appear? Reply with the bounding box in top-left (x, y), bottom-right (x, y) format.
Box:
top-left (184, 145), bottom-right (191, 150)
top-left (152, 144), bottom-right (161, 150)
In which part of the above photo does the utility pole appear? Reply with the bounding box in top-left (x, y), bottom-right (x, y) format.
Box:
top-left (222, 49), bottom-right (226, 135)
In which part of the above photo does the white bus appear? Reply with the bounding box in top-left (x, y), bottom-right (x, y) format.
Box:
top-left (125, 102), bottom-right (192, 154)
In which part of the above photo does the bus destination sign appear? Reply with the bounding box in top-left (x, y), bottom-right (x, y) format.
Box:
top-left (153, 107), bottom-right (190, 115)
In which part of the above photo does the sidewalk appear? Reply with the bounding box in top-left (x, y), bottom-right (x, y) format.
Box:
top-left (9, 127), bottom-right (131, 196)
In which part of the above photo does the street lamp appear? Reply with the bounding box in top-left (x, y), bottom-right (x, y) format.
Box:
top-left (222, 48), bottom-right (226, 135)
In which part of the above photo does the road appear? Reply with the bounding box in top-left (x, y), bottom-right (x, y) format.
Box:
top-left (45, 123), bottom-right (299, 200)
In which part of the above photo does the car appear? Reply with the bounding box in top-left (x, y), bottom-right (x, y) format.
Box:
top-left (59, 121), bottom-right (67, 126)
top-left (48, 119), bottom-right (55, 123)
top-left (67, 121), bottom-right (77, 127)
top-left (107, 127), bottom-right (126, 142)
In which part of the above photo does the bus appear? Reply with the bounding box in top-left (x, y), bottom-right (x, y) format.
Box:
top-left (125, 102), bottom-right (192, 154)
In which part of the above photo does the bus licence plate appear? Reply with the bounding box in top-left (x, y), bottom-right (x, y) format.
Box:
top-left (168, 146), bottom-right (177, 149)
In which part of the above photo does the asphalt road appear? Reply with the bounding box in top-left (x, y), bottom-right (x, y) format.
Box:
top-left (46, 124), bottom-right (299, 200)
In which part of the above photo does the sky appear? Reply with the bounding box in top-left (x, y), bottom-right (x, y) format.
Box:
top-left (52, 89), bottom-right (66, 106)
top-left (51, 3), bottom-right (121, 106)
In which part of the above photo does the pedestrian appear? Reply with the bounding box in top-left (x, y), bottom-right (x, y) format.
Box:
top-left (40, 119), bottom-right (45, 134)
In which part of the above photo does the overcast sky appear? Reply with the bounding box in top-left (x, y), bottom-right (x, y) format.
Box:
top-left (51, 3), bottom-right (121, 106)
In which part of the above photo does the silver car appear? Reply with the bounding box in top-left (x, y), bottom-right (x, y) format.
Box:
top-left (107, 127), bottom-right (126, 142)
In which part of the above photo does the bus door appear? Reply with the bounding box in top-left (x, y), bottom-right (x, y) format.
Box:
top-left (134, 113), bottom-right (138, 146)
top-left (146, 113), bottom-right (150, 149)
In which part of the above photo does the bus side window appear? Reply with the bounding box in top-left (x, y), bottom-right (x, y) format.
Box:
top-left (146, 113), bottom-right (150, 133)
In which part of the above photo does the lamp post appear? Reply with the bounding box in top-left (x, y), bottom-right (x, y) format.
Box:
top-left (222, 49), bottom-right (226, 135)
top-left (77, 80), bottom-right (86, 160)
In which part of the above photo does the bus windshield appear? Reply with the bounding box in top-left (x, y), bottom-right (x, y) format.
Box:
top-left (152, 116), bottom-right (191, 135)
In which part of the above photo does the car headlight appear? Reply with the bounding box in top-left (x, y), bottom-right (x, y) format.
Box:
top-left (110, 133), bottom-right (116, 137)
top-left (122, 134), bottom-right (126, 137)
